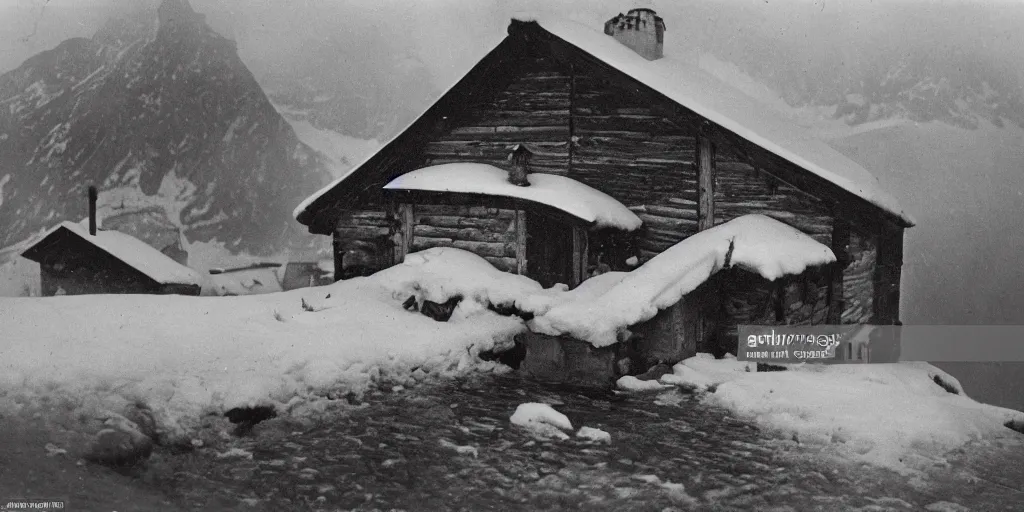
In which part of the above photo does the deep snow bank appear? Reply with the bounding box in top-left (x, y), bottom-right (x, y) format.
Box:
top-left (0, 250), bottom-right (526, 442)
top-left (658, 354), bottom-right (1024, 473)
top-left (529, 215), bottom-right (835, 346)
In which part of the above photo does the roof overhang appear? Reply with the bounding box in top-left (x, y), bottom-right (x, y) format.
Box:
top-left (382, 163), bottom-right (642, 231)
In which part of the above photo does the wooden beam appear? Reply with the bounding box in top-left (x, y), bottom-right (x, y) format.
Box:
top-left (696, 126), bottom-right (716, 231)
top-left (393, 203), bottom-right (414, 264)
top-left (828, 218), bottom-right (850, 324)
top-left (571, 226), bottom-right (588, 287)
top-left (873, 225), bottom-right (904, 325)
top-left (515, 209), bottom-right (528, 275)
top-left (332, 231), bottom-right (343, 282)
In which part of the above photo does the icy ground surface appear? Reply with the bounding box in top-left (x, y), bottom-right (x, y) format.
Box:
top-left (6, 374), bottom-right (1022, 512)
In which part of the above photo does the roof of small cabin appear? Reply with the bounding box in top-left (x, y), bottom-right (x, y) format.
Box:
top-left (294, 15), bottom-right (914, 228)
top-left (384, 163), bottom-right (643, 231)
top-left (21, 220), bottom-right (201, 286)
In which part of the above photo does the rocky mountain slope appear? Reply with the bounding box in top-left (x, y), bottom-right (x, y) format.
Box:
top-left (0, 0), bottom-right (332, 257)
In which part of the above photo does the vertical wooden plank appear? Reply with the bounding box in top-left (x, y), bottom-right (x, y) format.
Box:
top-left (567, 62), bottom-right (577, 178)
top-left (828, 218), bottom-right (850, 324)
top-left (696, 127), bottom-right (716, 232)
top-left (873, 225), bottom-right (904, 325)
top-left (397, 203), bottom-right (414, 263)
top-left (515, 209), bottom-right (528, 275)
top-left (570, 226), bottom-right (588, 287)
top-left (331, 230), bottom-right (343, 283)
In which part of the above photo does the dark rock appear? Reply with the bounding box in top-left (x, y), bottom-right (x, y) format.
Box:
top-left (636, 363), bottom-right (673, 381)
top-left (932, 374), bottom-right (960, 394)
top-left (225, 405), bottom-right (278, 436)
top-left (419, 296), bottom-right (462, 322)
top-left (1005, 418), bottom-right (1024, 435)
top-left (756, 362), bottom-right (788, 373)
top-left (123, 402), bottom-right (159, 441)
top-left (84, 427), bottom-right (154, 467)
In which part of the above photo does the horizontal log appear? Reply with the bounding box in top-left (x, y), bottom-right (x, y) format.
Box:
top-left (462, 110), bottom-right (570, 127)
top-left (637, 214), bottom-right (698, 232)
top-left (411, 237), bottom-right (454, 251)
top-left (414, 205), bottom-right (515, 219)
top-left (336, 226), bottom-right (389, 240)
top-left (450, 240), bottom-right (517, 258)
top-left (642, 204), bottom-right (698, 221)
top-left (413, 225), bottom-right (511, 243)
top-left (414, 214), bottom-right (513, 230)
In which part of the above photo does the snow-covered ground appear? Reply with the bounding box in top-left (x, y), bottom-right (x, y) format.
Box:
top-left (1, 245), bottom-right (1021, 475)
top-left (0, 248), bottom-right (525, 443)
top-left (647, 354), bottom-right (1024, 474)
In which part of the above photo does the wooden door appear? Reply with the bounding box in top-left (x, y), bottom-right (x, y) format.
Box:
top-left (525, 211), bottom-right (575, 289)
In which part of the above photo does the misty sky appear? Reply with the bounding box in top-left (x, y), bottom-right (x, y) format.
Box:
top-left (3, 0), bottom-right (1023, 88)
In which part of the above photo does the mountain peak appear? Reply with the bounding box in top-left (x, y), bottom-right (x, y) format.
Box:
top-left (157, 0), bottom-right (206, 36)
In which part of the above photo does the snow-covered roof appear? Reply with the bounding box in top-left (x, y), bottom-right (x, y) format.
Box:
top-left (23, 220), bottom-right (201, 286)
top-left (294, 14), bottom-right (913, 227)
top-left (529, 214), bottom-right (837, 347)
top-left (525, 16), bottom-right (912, 225)
top-left (383, 163), bottom-right (642, 231)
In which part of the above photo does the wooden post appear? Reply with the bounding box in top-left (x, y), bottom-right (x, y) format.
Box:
top-left (828, 218), bottom-right (850, 324)
top-left (874, 225), bottom-right (904, 325)
top-left (393, 203), bottom-right (414, 264)
top-left (568, 62), bottom-right (577, 178)
top-left (571, 226), bottom-right (588, 287)
top-left (332, 229), bottom-right (343, 282)
top-left (696, 125), bottom-right (716, 231)
top-left (515, 209), bottom-right (528, 275)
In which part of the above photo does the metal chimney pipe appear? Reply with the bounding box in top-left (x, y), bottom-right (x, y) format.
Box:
top-left (88, 186), bottom-right (97, 235)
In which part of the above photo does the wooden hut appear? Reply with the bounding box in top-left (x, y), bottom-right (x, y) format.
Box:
top-left (293, 9), bottom-right (913, 366)
top-left (21, 187), bottom-right (201, 296)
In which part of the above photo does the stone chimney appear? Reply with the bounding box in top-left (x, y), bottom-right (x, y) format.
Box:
top-left (604, 7), bottom-right (666, 61)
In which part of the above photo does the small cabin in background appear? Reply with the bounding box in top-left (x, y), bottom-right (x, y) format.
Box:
top-left (293, 8), bottom-right (913, 373)
top-left (205, 260), bottom-right (333, 296)
top-left (206, 263), bottom-right (284, 296)
top-left (21, 189), bottom-right (201, 296)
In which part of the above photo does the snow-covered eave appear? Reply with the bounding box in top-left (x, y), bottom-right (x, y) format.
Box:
top-left (21, 221), bottom-right (201, 287)
top-left (382, 163), bottom-right (643, 231)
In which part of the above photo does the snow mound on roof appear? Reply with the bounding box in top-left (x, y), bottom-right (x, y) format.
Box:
top-left (509, 15), bottom-right (911, 226)
top-left (38, 220), bottom-right (199, 286)
top-left (383, 163), bottom-right (642, 231)
top-left (529, 215), bottom-right (836, 347)
top-left (665, 354), bottom-right (1024, 474)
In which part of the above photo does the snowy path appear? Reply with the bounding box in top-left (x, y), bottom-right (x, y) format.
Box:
top-left (116, 375), bottom-right (1022, 511)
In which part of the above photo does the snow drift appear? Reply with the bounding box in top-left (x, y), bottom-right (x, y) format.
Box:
top-left (0, 249), bottom-right (527, 443)
top-left (528, 214), bottom-right (836, 347)
top-left (660, 354), bottom-right (1024, 473)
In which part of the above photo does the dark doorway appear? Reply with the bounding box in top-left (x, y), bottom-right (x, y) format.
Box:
top-left (526, 211), bottom-right (574, 288)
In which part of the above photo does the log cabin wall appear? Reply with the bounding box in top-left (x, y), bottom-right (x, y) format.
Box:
top-left (713, 142), bottom-right (834, 247)
top-left (392, 50), bottom-right (705, 273)
top-left (409, 204), bottom-right (521, 273)
top-left (842, 229), bottom-right (877, 324)
top-left (779, 268), bottom-right (832, 326)
top-left (421, 54), bottom-right (572, 174)
top-left (332, 208), bottom-right (394, 278)
top-left (569, 65), bottom-right (699, 265)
